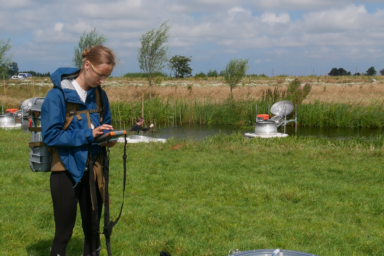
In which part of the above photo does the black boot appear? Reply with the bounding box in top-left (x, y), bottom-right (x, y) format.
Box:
top-left (160, 251), bottom-right (171, 256)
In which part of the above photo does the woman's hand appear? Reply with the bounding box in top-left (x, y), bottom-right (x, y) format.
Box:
top-left (150, 124), bottom-right (154, 128)
top-left (93, 124), bottom-right (113, 138)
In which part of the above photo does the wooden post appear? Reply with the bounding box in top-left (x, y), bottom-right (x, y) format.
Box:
top-left (114, 104), bottom-right (117, 123)
top-left (118, 103), bottom-right (122, 129)
top-left (149, 111), bottom-right (152, 126)
top-left (179, 105), bottom-right (182, 126)
top-left (32, 76), bottom-right (35, 97)
top-left (142, 92), bottom-right (144, 118)
top-left (132, 109), bottom-right (136, 125)
top-left (3, 75), bottom-right (5, 95)
top-left (174, 102), bottom-right (176, 127)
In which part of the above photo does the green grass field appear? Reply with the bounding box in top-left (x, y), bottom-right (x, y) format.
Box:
top-left (1, 129), bottom-right (384, 255)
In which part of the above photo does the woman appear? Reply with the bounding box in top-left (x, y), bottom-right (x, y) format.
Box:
top-left (41, 45), bottom-right (117, 256)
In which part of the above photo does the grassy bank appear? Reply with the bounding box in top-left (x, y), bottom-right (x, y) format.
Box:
top-left (1, 129), bottom-right (384, 255)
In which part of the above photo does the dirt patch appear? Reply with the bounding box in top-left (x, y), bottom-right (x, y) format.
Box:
top-left (171, 144), bottom-right (183, 150)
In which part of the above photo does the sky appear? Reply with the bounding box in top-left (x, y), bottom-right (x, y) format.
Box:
top-left (1, 0), bottom-right (384, 77)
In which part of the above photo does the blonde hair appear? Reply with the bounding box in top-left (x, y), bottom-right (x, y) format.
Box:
top-left (82, 45), bottom-right (116, 68)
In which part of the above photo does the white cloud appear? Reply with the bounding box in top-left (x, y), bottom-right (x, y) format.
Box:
top-left (304, 5), bottom-right (369, 32)
top-left (2, 0), bottom-right (32, 9)
top-left (261, 12), bottom-right (290, 24)
top-left (1, 0), bottom-right (384, 73)
top-left (228, 6), bottom-right (251, 15)
top-left (54, 22), bottom-right (64, 32)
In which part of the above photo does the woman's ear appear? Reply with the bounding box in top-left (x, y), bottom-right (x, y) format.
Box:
top-left (84, 60), bottom-right (90, 70)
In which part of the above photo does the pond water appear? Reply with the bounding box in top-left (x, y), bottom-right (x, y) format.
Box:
top-left (21, 120), bottom-right (382, 141)
top-left (111, 122), bottom-right (384, 141)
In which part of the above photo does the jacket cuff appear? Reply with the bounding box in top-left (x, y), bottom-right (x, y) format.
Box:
top-left (87, 129), bottom-right (95, 142)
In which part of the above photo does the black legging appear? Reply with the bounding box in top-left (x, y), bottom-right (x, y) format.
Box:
top-left (50, 170), bottom-right (102, 256)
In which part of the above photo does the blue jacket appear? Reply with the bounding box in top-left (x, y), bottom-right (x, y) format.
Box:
top-left (41, 67), bottom-right (112, 183)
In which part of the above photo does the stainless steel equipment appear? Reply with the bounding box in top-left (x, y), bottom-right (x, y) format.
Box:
top-left (255, 101), bottom-right (297, 135)
top-left (0, 112), bottom-right (16, 126)
top-left (255, 120), bottom-right (277, 135)
top-left (21, 97), bottom-right (38, 112)
top-left (228, 249), bottom-right (317, 256)
top-left (270, 101), bottom-right (294, 117)
top-left (28, 97), bottom-right (51, 172)
top-left (13, 109), bottom-right (29, 124)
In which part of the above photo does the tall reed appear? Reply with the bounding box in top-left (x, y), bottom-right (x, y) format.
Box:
top-left (110, 98), bottom-right (384, 128)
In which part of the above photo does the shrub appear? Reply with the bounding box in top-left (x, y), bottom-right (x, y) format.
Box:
top-left (195, 71), bottom-right (207, 78)
top-left (154, 77), bottom-right (162, 86)
top-left (207, 69), bottom-right (218, 77)
top-left (286, 78), bottom-right (312, 106)
top-left (261, 87), bottom-right (286, 104)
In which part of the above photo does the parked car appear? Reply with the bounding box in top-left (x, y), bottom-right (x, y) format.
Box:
top-left (10, 75), bottom-right (21, 80)
top-left (10, 74), bottom-right (27, 79)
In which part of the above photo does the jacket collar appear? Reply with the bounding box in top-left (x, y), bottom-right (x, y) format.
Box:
top-left (50, 67), bottom-right (97, 104)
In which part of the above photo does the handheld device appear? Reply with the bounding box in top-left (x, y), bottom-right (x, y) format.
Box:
top-left (94, 130), bottom-right (127, 145)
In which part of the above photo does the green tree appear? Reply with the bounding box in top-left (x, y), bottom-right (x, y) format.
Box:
top-left (223, 58), bottom-right (250, 98)
top-left (7, 62), bottom-right (18, 76)
top-left (72, 28), bottom-right (107, 69)
top-left (0, 38), bottom-right (13, 79)
top-left (328, 68), bottom-right (349, 76)
top-left (138, 21), bottom-right (170, 93)
top-left (207, 69), bottom-right (218, 77)
top-left (366, 67), bottom-right (376, 76)
top-left (168, 55), bottom-right (192, 78)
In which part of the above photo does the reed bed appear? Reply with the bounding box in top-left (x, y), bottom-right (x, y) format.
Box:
top-left (109, 98), bottom-right (384, 129)
top-left (2, 76), bottom-right (384, 128)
